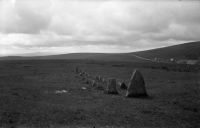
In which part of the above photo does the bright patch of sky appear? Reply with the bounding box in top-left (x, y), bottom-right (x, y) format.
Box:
top-left (0, 0), bottom-right (200, 56)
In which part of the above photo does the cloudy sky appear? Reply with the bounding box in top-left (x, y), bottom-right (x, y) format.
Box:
top-left (0, 0), bottom-right (200, 56)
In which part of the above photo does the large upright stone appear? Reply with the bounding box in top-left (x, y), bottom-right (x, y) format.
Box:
top-left (91, 80), bottom-right (96, 87)
top-left (119, 82), bottom-right (127, 90)
top-left (102, 78), bottom-right (107, 84)
top-left (106, 78), bottom-right (118, 94)
top-left (75, 67), bottom-right (79, 74)
top-left (126, 69), bottom-right (147, 97)
top-left (96, 75), bottom-right (102, 82)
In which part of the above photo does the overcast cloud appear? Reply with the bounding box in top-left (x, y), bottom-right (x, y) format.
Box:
top-left (0, 0), bottom-right (200, 56)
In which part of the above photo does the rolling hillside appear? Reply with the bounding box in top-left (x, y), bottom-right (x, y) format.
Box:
top-left (0, 53), bottom-right (145, 62)
top-left (131, 41), bottom-right (200, 60)
top-left (0, 41), bottom-right (200, 62)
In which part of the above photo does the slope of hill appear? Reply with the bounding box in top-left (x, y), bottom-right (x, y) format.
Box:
top-left (131, 41), bottom-right (200, 60)
top-left (0, 53), bottom-right (146, 62)
top-left (0, 41), bottom-right (199, 62)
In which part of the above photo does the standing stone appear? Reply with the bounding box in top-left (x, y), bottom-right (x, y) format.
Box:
top-left (82, 72), bottom-right (85, 76)
top-left (126, 69), bottom-right (147, 97)
top-left (95, 83), bottom-right (104, 90)
top-left (79, 72), bottom-right (83, 76)
top-left (102, 78), bottom-right (107, 84)
top-left (92, 80), bottom-right (96, 87)
top-left (95, 76), bottom-right (99, 81)
top-left (98, 76), bottom-right (102, 82)
top-left (105, 78), bottom-right (118, 94)
top-left (85, 79), bottom-right (90, 84)
top-left (85, 72), bottom-right (89, 77)
top-left (119, 82), bottom-right (127, 90)
top-left (75, 67), bottom-right (79, 74)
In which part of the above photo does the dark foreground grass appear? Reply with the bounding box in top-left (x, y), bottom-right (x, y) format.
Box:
top-left (0, 60), bottom-right (199, 128)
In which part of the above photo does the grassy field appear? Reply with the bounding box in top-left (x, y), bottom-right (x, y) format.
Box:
top-left (0, 60), bottom-right (199, 128)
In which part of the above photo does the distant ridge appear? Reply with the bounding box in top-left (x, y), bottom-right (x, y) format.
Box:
top-left (0, 53), bottom-right (145, 62)
top-left (0, 41), bottom-right (199, 62)
top-left (131, 41), bottom-right (200, 60)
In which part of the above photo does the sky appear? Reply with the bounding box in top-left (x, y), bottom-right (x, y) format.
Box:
top-left (0, 0), bottom-right (200, 56)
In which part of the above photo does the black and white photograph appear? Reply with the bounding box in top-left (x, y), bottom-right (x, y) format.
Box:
top-left (0, 0), bottom-right (200, 127)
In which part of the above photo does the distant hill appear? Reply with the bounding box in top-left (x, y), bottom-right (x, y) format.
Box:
top-left (0, 41), bottom-right (199, 63)
top-left (0, 53), bottom-right (145, 62)
top-left (131, 41), bottom-right (200, 60)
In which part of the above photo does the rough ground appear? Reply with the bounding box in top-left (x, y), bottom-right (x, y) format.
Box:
top-left (0, 60), bottom-right (199, 128)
